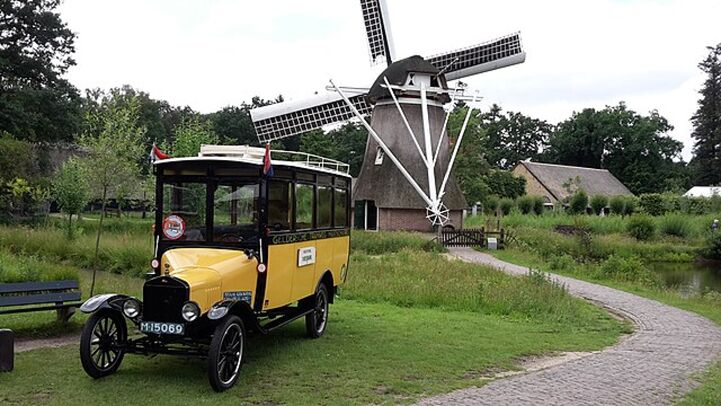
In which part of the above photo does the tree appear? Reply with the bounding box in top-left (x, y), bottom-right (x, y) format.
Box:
top-left (54, 158), bottom-right (90, 237)
top-left (0, 0), bottom-right (82, 141)
top-left (166, 116), bottom-right (220, 157)
top-left (449, 105), bottom-right (526, 204)
top-left (690, 44), bottom-right (721, 186)
top-left (206, 106), bottom-right (258, 146)
top-left (80, 91), bottom-right (146, 294)
top-left (479, 104), bottom-right (552, 170)
top-left (544, 103), bottom-right (684, 194)
top-left (298, 123), bottom-right (369, 177)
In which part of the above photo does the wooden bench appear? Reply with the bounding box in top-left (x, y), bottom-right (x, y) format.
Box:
top-left (0, 280), bottom-right (82, 322)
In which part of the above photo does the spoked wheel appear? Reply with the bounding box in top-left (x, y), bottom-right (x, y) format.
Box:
top-left (80, 309), bottom-right (127, 379)
top-left (208, 316), bottom-right (245, 392)
top-left (305, 284), bottom-right (329, 338)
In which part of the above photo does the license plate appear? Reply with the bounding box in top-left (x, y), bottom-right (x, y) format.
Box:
top-left (140, 321), bottom-right (185, 335)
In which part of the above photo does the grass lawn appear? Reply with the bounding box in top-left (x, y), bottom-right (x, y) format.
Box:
top-left (0, 228), bottom-right (627, 404)
top-left (0, 299), bottom-right (623, 405)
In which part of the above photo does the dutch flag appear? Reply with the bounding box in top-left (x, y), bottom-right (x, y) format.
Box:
top-left (262, 144), bottom-right (274, 177)
top-left (149, 143), bottom-right (170, 163)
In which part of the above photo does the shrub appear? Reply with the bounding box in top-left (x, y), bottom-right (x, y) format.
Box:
top-left (516, 196), bottom-right (534, 214)
top-left (704, 232), bottom-right (721, 260)
top-left (568, 190), bottom-right (589, 215)
top-left (639, 193), bottom-right (666, 216)
top-left (626, 214), bottom-right (656, 240)
top-left (623, 196), bottom-right (638, 216)
top-left (659, 214), bottom-right (693, 238)
top-left (597, 255), bottom-right (659, 285)
top-left (485, 195), bottom-right (500, 215)
top-left (548, 254), bottom-right (576, 271)
top-left (532, 196), bottom-right (545, 216)
top-left (590, 195), bottom-right (608, 215)
top-left (609, 196), bottom-right (625, 215)
top-left (499, 198), bottom-right (515, 216)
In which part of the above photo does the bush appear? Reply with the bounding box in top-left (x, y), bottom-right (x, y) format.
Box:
top-left (659, 214), bottom-right (693, 238)
top-left (609, 196), bottom-right (625, 215)
top-left (485, 195), bottom-right (500, 215)
top-left (568, 190), bottom-right (589, 215)
top-left (590, 195), bottom-right (608, 215)
top-left (499, 198), bottom-right (515, 216)
top-left (639, 193), bottom-right (666, 216)
top-left (623, 196), bottom-right (638, 216)
top-left (516, 196), bottom-right (534, 215)
top-left (626, 214), bottom-right (656, 240)
top-left (597, 255), bottom-right (659, 285)
top-left (704, 232), bottom-right (721, 260)
top-left (532, 196), bottom-right (545, 216)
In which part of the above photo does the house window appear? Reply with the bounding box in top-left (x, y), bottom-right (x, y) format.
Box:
top-left (374, 147), bottom-right (384, 165)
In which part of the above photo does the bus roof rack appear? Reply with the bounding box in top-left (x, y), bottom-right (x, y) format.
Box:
top-left (198, 145), bottom-right (350, 175)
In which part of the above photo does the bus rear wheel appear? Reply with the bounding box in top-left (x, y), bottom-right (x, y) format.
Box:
top-left (305, 284), bottom-right (329, 338)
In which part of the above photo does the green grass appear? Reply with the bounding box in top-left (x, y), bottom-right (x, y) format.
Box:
top-left (0, 249), bottom-right (78, 283)
top-left (466, 212), bottom-right (719, 242)
top-left (0, 225), bottom-right (153, 277)
top-left (0, 227), bottom-right (627, 404)
top-left (350, 230), bottom-right (444, 254)
top-left (0, 299), bottom-right (623, 405)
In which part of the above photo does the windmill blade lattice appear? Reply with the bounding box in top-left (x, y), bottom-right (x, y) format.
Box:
top-left (251, 93), bottom-right (372, 143)
top-left (427, 32), bottom-right (525, 81)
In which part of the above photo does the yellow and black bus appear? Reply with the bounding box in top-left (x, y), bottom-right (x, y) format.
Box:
top-left (79, 146), bottom-right (351, 391)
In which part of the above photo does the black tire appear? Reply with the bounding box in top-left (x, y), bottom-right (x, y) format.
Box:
top-left (207, 316), bottom-right (245, 392)
top-left (305, 284), bottom-right (329, 339)
top-left (80, 309), bottom-right (127, 379)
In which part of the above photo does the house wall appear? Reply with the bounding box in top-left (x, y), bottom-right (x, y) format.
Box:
top-left (378, 208), bottom-right (463, 232)
top-left (512, 165), bottom-right (557, 204)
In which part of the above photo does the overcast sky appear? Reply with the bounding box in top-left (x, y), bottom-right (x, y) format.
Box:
top-left (59, 0), bottom-right (720, 160)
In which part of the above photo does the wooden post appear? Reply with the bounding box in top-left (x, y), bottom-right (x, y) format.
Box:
top-left (0, 329), bottom-right (13, 372)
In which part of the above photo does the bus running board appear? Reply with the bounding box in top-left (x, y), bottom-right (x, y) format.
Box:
top-left (257, 306), bottom-right (315, 334)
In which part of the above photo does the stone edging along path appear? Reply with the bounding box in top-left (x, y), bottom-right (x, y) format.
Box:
top-left (416, 247), bottom-right (721, 406)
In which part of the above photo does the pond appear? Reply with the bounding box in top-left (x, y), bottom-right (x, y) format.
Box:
top-left (652, 261), bottom-right (721, 296)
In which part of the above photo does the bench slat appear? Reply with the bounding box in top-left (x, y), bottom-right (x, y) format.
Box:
top-left (0, 291), bottom-right (82, 307)
top-left (0, 280), bottom-right (79, 294)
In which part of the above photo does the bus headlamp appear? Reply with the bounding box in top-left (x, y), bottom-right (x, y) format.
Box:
top-left (182, 302), bottom-right (200, 322)
top-left (123, 298), bottom-right (141, 319)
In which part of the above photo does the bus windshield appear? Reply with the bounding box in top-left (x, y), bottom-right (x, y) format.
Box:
top-left (161, 180), bottom-right (259, 243)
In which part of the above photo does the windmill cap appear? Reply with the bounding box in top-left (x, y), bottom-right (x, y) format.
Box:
top-left (367, 56), bottom-right (449, 105)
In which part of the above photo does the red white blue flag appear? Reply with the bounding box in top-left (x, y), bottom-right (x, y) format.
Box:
top-left (262, 144), bottom-right (274, 177)
top-left (149, 143), bottom-right (169, 163)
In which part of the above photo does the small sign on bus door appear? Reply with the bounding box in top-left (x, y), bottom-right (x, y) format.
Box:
top-left (297, 247), bottom-right (316, 267)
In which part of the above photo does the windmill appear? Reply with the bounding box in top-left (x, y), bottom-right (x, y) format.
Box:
top-left (250, 0), bottom-right (526, 231)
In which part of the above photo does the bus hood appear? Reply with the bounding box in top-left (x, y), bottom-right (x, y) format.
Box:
top-left (161, 248), bottom-right (256, 311)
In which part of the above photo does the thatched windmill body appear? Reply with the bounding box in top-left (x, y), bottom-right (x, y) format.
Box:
top-left (251, 0), bottom-right (526, 231)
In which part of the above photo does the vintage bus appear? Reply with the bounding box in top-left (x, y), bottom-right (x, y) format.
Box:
top-left (79, 145), bottom-right (351, 391)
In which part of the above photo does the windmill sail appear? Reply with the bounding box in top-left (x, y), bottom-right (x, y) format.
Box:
top-left (251, 93), bottom-right (372, 143)
top-left (427, 32), bottom-right (525, 81)
top-left (360, 0), bottom-right (395, 66)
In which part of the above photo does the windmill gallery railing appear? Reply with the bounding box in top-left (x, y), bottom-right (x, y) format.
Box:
top-left (438, 228), bottom-right (506, 248)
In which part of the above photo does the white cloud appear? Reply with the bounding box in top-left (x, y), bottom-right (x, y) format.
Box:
top-left (59, 0), bottom-right (720, 160)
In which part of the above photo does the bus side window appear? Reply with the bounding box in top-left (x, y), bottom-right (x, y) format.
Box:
top-left (268, 181), bottom-right (291, 232)
top-left (317, 186), bottom-right (332, 228)
top-left (334, 188), bottom-right (347, 227)
top-left (295, 183), bottom-right (314, 230)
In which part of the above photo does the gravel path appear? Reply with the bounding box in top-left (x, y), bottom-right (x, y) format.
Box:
top-left (416, 248), bottom-right (721, 406)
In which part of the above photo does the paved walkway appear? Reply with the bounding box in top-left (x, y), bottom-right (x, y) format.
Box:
top-left (416, 248), bottom-right (721, 406)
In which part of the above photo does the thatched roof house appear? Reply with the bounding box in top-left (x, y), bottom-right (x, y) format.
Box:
top-left (512, 161), bottom-right (632, 205)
